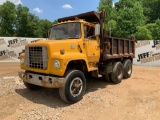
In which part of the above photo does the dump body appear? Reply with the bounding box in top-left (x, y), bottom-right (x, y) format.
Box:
top-left (102, 37), bottom-right (135, 60)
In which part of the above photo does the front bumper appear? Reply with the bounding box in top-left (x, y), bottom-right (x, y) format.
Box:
top-left (18, 71), bottom-right (65, 88)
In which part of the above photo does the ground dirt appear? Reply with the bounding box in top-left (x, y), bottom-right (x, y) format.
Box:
top-left (0, 62), bottom-right (160, 120)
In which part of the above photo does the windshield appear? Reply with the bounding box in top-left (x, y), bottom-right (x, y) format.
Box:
top-left (49, 22), bottom-right (81, 40)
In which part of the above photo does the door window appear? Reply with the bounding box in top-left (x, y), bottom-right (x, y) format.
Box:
top-left (84, 25), bottom-right (95, 40)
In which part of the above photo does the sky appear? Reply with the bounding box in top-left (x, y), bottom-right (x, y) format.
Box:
top-left (0, 0), bottom-right (119, 22)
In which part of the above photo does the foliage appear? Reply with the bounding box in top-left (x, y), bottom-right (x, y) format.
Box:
top-left (52, 20), bottom-right (58, 25)
top-left (135, 26), bottom-right (152, 40)
top-left (15, 4), bottom-right (29, 37)
top-left (98, 0), bottom-right (160, 40)
top-left (106, 19), bottom-right (117, 37)
top-left (0, 1), bottom-right (16, 36)
top-left (0, 1), bottom-right (53, 38)
top-left (142, 0), bottom-right (160, 23)
top-left (152, 19), bottom-right (160, 40)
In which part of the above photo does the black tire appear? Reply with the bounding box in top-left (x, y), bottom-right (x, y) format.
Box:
top-left (111, 62), bottom-right (124, 84)
top-left (123, 59), bottom-right (132, 78)
top-left (23, 81), bottom-right (41, 90)
top-left (59, 70), bottom-right (86, 103)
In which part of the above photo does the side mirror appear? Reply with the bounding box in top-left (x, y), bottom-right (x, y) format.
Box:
top-left (95, 24), bottom-right (100, 36)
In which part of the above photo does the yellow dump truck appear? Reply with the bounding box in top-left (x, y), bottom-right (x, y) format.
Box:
top-left (19, 10), bottom-right (135, 103)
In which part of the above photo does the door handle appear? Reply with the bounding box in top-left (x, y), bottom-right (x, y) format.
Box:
top-left (78, 44), bottom-right (83, 53)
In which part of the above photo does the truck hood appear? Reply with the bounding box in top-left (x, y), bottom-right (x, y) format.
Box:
top-left (25, 39), bottom-right (81, 55)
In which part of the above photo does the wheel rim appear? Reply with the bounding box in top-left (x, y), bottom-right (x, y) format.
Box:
top-left (127, 63), bottom-right (132, 75)
top-left (70, 77), bottom-right (83, 97)
top-left (117, 66), bottom-right (123, 79)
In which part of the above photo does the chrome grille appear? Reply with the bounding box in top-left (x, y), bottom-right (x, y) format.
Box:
top-left (26, 46), bottom-right (48, 69)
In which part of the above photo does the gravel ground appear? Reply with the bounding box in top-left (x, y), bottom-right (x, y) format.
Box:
top-left (0, 62), bottom-right (160, 120)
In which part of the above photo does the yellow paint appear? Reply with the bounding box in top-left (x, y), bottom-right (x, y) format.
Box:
top-left (20, 20), bottom-right (100, 76)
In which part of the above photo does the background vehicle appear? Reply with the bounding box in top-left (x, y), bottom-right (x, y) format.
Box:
top-left (19, 10), bottom-right (135, 103)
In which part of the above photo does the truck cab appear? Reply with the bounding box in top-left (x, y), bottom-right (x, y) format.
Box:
top-left (49, 20), bottom-right (101, 68)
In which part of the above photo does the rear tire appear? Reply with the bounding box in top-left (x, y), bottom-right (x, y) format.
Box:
top-left (59, 70), bottom-right (86, 103)
top-left (111, 62), bottom-right (124, 84)
top-left (123, 59), bottom-right (132, 78)
top-left (23, 81), bottom-right (41, 90)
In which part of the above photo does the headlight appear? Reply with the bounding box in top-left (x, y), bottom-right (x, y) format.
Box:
top-left (54, 60), bottom-right (60, 69)
top-left (20, 58), bottom-right (24, 64)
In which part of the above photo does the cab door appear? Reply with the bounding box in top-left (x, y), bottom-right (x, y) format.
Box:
top-left (83, 25), bottom-right (100, 64)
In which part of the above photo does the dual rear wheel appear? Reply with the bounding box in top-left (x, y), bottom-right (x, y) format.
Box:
top-left (104, 59), bottom-right (132, 84)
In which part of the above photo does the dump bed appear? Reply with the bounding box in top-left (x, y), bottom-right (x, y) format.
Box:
top-left (102, 37), bottom-right (135, 60)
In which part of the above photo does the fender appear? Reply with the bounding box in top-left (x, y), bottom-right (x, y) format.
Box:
top-left (51, 52), bottom-right (89, 76)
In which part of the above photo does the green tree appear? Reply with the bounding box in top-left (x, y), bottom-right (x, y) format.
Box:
top-left (142, 0), bottom-right (160, 23)
top-left (98, 0), bottom-right (117, 22)
top-left (115, 0), bottom-right (142, 10)
top-left (15, 5), bottom-right (52, 38)
top-left (152, 19), bottom-right (160, 40)
top-left (98, 0), bottom-right (146, 38)
top-left (15, 4), bottom-right (29, 37)
top-left (145, 23), bottom-right (155, 39)
top-left (106, 19), bottom-right (117, 37)
top-left (115, 0), bottom-right (134, 10)
top-left (26, 13), bottom-right (41, 37)
top-left (39, 19), bottom-right (52, 38)
top-left (0, 1), bottom-right (54, 38)
top-left (0, 1), bottom-right (16, 36)
top-left (135, 26), bottom-right (152, 40)
top-left (145, 20), bottom-right (160, 40)
top-left (52, 20), bottom-right (58, 25)
top-left (115, 2), bottom-right (146, 38)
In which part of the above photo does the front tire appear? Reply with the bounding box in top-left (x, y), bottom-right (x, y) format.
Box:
top-left (59, 70), bottom-right (86, 103)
